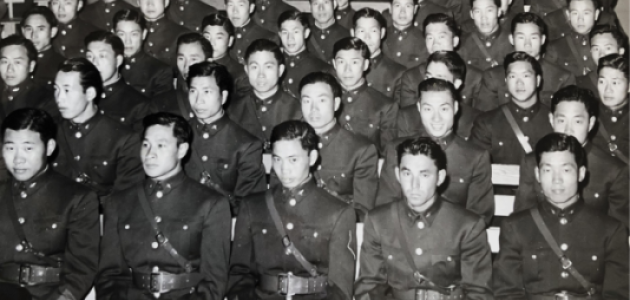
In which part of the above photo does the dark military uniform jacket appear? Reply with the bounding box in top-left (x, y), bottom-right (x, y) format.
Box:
top-left (227, 88), bottom-right (301, 146)
top-left (185, 115), bottom-right (267, 214)
top-left (354, 199), bottom-right (493, 300)
top-left (121, 51), bottom-right (174, 97)
top-left (575, 70), bottom-right (597, 96)
top-left (306, 21), bottom-right (350, 63)
top-left (381, 23), bottom-right (428, 69)
top-left (252, 0), bottom-right (296, 32)
top-left (0, 79), bottom-right (53, 118)
top-left (544, 8), bottom-right (624, 41)
top-left (227, 178), bottom-right (356, 300)
top-left (515, 143), bottom-right (629, 227)
top-left (460, 27), bottom-right (513, 71)
top-left (376, 133), bottom-right (494, 225)
top-left (366, 52), bottom-right (406, 99)
top-left (150, 84), bottom-right (196, 120)
top-left (52, 18), bottom-right (99, 58)
top-left (546, 33), bottom-right (596, 77)
top-left (212, 54), bottom-right (250, 94)
top-left (144, 17), bottom-right (191, 65)
top-left (334, 6), bottom-right (355, 30)
top-left (314, 124), bottom-right (379, 214)
top-left (396, 102), bottom-right (480, 142)
top-left (52, 113), bottom-right (145, 196)
top-left (470, 101), bottom-right (553, 165)
top-left (97, 172), bottom-right (232, 299)
top-left (426, 0), bottom-right (461, 22)
top-left (99, 79), bottom-right (152, 130)
top-left (493, 200), bottom-right (629, 299)
top-left (0, 169), bottom-right (99, 300)
top-left (281, 50), bottom-right (333, 98)
top-left (167, 0), bottom-right (217, 32)
top-left (476, 58), bottom-right (576, 111)
top-left (338, 82), bottom-right (398, 154)
top-left (80, 0), bottom-right (137, 30)
top-left (33, 47), bottom-right (65, 86)
top-left (592, 101), bottom-right (629, 162)
top-left (230, 20), bottom-right (278, 65)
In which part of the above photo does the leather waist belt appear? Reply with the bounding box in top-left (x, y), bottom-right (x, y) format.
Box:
top-left (132, 271), bottom-right (203, 294)
top-left (260, 273), bottom-right (328, 295)
top-left (392, 287), bottom-right (463, 300)
top-left (530, 291), bottom-right (602, 300)
top-left (0, 263), bottom-right (60, 285)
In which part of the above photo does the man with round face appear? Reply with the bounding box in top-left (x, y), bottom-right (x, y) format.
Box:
top-left (576, 25), bottom-right (626, 95)
top-left (494, 132), bottom-right (629, 299)
top-left (183, 62), bottom-right (266, 215)
top-left (225, 0), bottom-right (277, 64)
top-left (228, 120), bottom-right (356, 300)
top-left (97, 112), bottom-right (231, 299)
top-left (543, 0), bottom-right (623, 41)
top-left (138, 0), bottom-right (191, 65)
top-left (300, 71), bottom-right (378, 219)
top-left (306, 0), bottom-right (351, 63)
top-left (0, 108), bottom-right (99, 300)
top-left (356, 137), bottom-right (493, 300)
top-left (50, 0), bottom-right (99, 58)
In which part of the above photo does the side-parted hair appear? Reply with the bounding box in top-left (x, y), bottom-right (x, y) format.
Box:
top-left (503, 51), bottom-right (542, 77)
top-left (2, 108), bottom-right (56, 143)
top-left (422, 13), bottom-right (460, 38)
top-left (84, 30), bottom-right (125, 57)
top-left (202, 12), bottom-right (235, 36)
top-left (277, 10), bottom-right (309, 31)
top-left (299, 71), bottom-right (342, 98)
top-left (511, 12), bottom-right (547, 36)
top-left (0, 35), bottom-right (37, 63)
top-left (535, 133), bottom-right (586, 168)
top-left (589, 25), bottom-right (627, 49)
top-left (333, 37), bottom-right (370, 59)
top-left (187, 61), bottom-right (234, 94)
top-left (469, 0), bottom-right (501, 9)
top-left (113, 9), bottom-right (146, 31)
top-left (566, 0), bottom-right (601, 9)
top-left (270, 120), bottom-right (319, 152)
top-left (21, 6), bottom-right (58, 28)
top-left (551, 85), bottom-right (599, 118)
top-left (427, 51), bottom-right (467, 82)
top-left (57, 58), bottom-right (103, 101)
top-left (352, 8), bottom-right (387, 29)
top-left (417, 77), bottom-right (460, 104)
top-left (142, 112), bottom-right (192, 146)
top-left (597, 54), bottom-right (629, 79)
top-left (177, 33), bottom-right (213, 59)
top-left (396, 137), bottom-right (447, 170)
top-left (244, 39), bottom-right (284, 65)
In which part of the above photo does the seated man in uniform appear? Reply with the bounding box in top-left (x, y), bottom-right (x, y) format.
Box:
top-left (251, 0), bottom-right (296, 32)
top-left (493, 133), bottom-right (629, 299)
top-left (165, 0), bottom-right (216, 32)
top-left (138, 0), bottom-right (191, 65)
top-left (277, 10), bottom-right (333, 98)
top-left (0, 108), bottom-right (99, 300)
top-left (185, 62), bottom-right (267, 215)
top-left (576, 25), bottom-right (626, 95)
top-left (378, 78), bottom-right (494, 225)
top-left (306, 0), bottom-right (351, 63)
top-left (226, 0), bottom-right (277, 64)
top-left (85, 30), bottom-right (151, 129)
top-left (228, 120), bottom-right (356, 300)
top-left (52, 58), bottom-right (144, 196)
top-left (355, 137), bottom-right (493, 300)
top-left (515, 85), bottom-right (629, 226)
top-left (97, 112), bottom-right (231, 299)
top-left (20, 6), bottom-right (65, 86)
top-left (477, 12), bottom-right (576, 111)
top-left (544, 0), bottom-right (624, 41)
top-left (459, 0), bottom-right (513, 71)
top-left (470, 52), bottom-right (553, 165)
top-left (300, 71), bottom-right (379, 219)
top-left (227, 39), bottom-right (301, 150)
top-left (351, 8), bottom-right (405, 99)
top-left (113, 9), bottom-right (173, 97)
top-left (79, 0), bottom-right (136, 30)
top-left (50, 0), bottom-right (99, 58)
top-left (332, 37), bottom-right (397, 154)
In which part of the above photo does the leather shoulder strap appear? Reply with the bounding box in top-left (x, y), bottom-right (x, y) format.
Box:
top-left (471, 33), bottom-right (498, 67)
top-left (501, 105), bottom-right (533, 154)
top-left (308, 37), bottom-right (327, 63)
top-left (596, 122), bottom-right (629, 164)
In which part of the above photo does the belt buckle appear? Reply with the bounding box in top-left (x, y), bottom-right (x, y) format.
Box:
top-left (278, 272), bottom-right (297, 296)
top-left (18, 265), bottom-right (33, 286)
top-left (555, 290), bottom-right (570, 300)
top-left (560, 256), bottom-right (572, 269)
top-left (149, 273), bottom-right (166, 294)
top-left (609, 142), bottom-right (618, 152)
top-left (155, 232), bottom-right (167, 244)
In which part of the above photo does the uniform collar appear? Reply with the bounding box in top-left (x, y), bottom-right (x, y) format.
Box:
top-left (432, 133), bottom-right (456, 151)
top-left (336, 6), bottom-right (351, 14)
top-left (235, 20), bottom-right (256, 34)
top-left (3, 78), bottom-right (33, 99)
top-left (341, 81), bottom-right (368, 98)
top-left (144, 170), bottom-right (187, 198)
top-left (370, 52), bottom-right (384, 67)
top-left (400, 196), bottom-right (442, 227)
top-left (317, 123), bottom-right (341, 149)
top-left (96, 0), bottom-right (121, 7)
top-left (63, 112), bottom-right (103, 137)
top-left (539, 197), bottom-right (584, 224)
top-left (507, 100), bottom-right (541, 118)
top-left (58, 18), bottom-right (79, 30)
top-left (128, 51), bottom-right (148, 64)
top-left (390, 24), bottom-right (412, 36)
top-left (102, 77), bottom-right (125, 98)
top-left (283, 49), bottom-right (309, 61)
top-left (211, 54), bottom-right (230, 64)
top-left (146, 17), bottom-right (169, 30)
top-left (11, 166), bottom-right (51, 197)
top-left (599, 101), bottom-right (629, 119)
top-left (37, 47), bottom-right (55, 59)
top-left (193, 113), bottom-right (229, 138)
top-left (252, 87), bottom-right (283, 105)
top-left (475, 25), bottom-right (503, 42)
top-left (571, 32), bottom-right (590, 47)
top-left (275, 175), bottom-right (317, 205)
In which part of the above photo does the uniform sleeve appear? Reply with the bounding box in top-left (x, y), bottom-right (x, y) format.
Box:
top-left (234, 141), bottom-right (267, 198)
top-left (375, 142), bottom-right (402, 207)
top-left (226, 201), bottom-right (257, 300)
top-left (492, 218), bottom-right (528, 300)
top-left (379, 102), bottom-right (399, 155)
top-left (149, 65), bottom-right (174, 97)
top-left (467, 150), bottom-right (494, 226)
top-left (460, 218), bottom-right (493, 300)
top-left (602, 223), bottom-right (629, 299)
top-left (354, 213), bottom-right (388, 300)
top-left (606, 165), bottom-right (630, 227)
top-left (352, 144), bottom-right (379, 212)
top-left (398, 72), bottom-right (417, 108)
top-left (469, 113), bottom-right (493, 151)
top-left (475, 70), bottom-right (501, 112)
top-left (113, 132), bottom-right (145, 193)
top-left (327, 206), bottom-right (356, 300)
top-left (514, 155), bottom-right (540, 213)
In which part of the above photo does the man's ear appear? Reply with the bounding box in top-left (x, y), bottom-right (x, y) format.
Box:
top-left (453, 78), bottom-right (463, 89)
top-left (333, 0), bottom-right (338, 10)
top-left (380, 27), bottom-right (386, 40)
top-left (470, 10), bottom-right (474, 20)
top-left (578, 165), bottom-right (586, 182)
top-left (244, 63), bottom-right (249, 75)
top-left (619, 47), bottom-right (625, 56)
top-left (308, 149), bottom-right (318, 166)
top-left (509, 34), bottom-right (514, 45)
top-left (304, 28), bottom-right (311, 40)
top-left (51, 26), bottom-right (58, 39)
top-left (453, 100), bottom-right (459, 115)
top-left (535, 166), bottom-right (540, 183)
top-left (86, 86), bottom-right (97, 102)
top-left (536, 74), bottom-right (541, 88)
top-left (333, 96), bottom-right (341, 111)
top-left (437, 169), bottom-right (446, 186)
top-left (549, 112), bottom-right (554, 126)
top-left (249, 3), bottom-right (255, 14)
top-left (594, 9), bottom-right (600, 21)
top-left (588, 115), bottom-right (596, 132)
top-left (165, 0), bottom-right (171, 8)
top-left (362, 58), bottom-right (369, 71)
top-left (414, 4), bottom-right (419, 15)
top-left (177, 142), bottom-right (190, 159)
top-left (278, 63), bottom-right (285, 78)
top-left (563, 8), bottom-right (570, 21)
top-left (332, 59), bottom-right (337, 70)
top-left (29, 61), bottom-right (36, 74)
top-left (395, 166), bottom-right (401, 183)
top-left (116, 54), bottom-right (124, 68)
top-left (77, 0), bottom-right (84, 12)
top-left (46, 139), bottom-right (57, 157)
top-left (142, 29), bottom-right (148, 40)
top-left (350, 28), bottom-right (355, 37)
top-left (453, 36), bottom-right (459, 48)
top-left (541, 34), bottom-right (546, 46)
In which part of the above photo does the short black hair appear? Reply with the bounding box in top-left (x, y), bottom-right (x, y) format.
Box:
top-left (422, 13), bottom-right (460, 38)
top-left (566, 0), bottom-right (601, 9)
top-left (244, 39), bottom-right (284, 65)
top-left (271, 120), bottom-right (318, 152)
top-left (503, 51), bottom-right (542, 77)
top-left (352, 8), bottom-right (387, 29)
top-left (469, 0), bottom-right (501, 9)
top-left (333, 37), bottom-right (370, 59)
top-left (177, 33), bottom-right (213, 60)
top-left (535, 133), bottom-right (586, 168)
top-left (277, 10), bottom-right (309, 31)
top-left (426, 51), bottom-right (467, 82)
top-left (21, 6), bottom-right (58, 28)
top-left (202, 12), bottom-right (235, 36)
top-left (589, 25), bottom-right (627, 49)
top-left (551, 85), bottom-right (599, 118)
top-left (2, 108), bottom-right (56, 144)
top-left (187, 61), bottom-right (234, 94)
top-left (113, 9), bottom-right (146, 31)
top-left (57, 58), bottom-right (103, 103)
top-left (396, 136), bottom-right (447, 170)
top-left (598, 53), bottom-right (629, 79)
top-left (299, 71), bottom-right (342, 99)
top-left (84, 30), bottom-right (125, 57)
top-left (511, 12), bottom-right (547, 36)
top-left (417, 77), bottom-right (460, 104)
top-left (0, 35), bottom-right (38, 64)
top-left (142, 112), bottom-right (192, 146)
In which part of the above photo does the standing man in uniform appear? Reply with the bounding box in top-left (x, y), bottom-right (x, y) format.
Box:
top-left (226, 0), bottom-right (277, 64)
top-left (355, 137), bottom-right (493, 300)
top-left (79, 0), bottom-right (137, 30)
top-left (50, 0), bottom-right (99, 58)
top-left (307, 0), bottom-right (351, 63)
top-left (493, 133), bottom-right (629, 299)
top-left (0, 108), bottom-right (99, 300)
top-left (97, 112), bottom-right (231, 299)
top-left (138, 0), bottom-right (191, 65)
top-left (228, 120), bottom-right (356, 300)
top-left (576, 25), bottom-right (626, 95)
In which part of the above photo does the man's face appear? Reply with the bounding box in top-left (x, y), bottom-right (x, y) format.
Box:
top-left (115, 20), bottom-right (145, 57)
top-left (550, 101), bottom-right (594, 144)
top-left (311, 0), bottom-right (335, 25)
top-left (0, 45), bottom-right (35, 87)
top-left (598, 67), bottom-right (629, 110)
top-left (272, 139), bottom-right (315, 189)
top-left (353, 17), bottom-right (383, 55)
top-left (569, 0), bottom-right (599, 35)
top-left (138, 0), bottom-right (167, 20)
top-left (50, 0), bottom-right (81, 24)
top-left (189, 76), bottom-right (226, 121)
top-left (301, 82), bottom-right (339, 131)
top-left (511, 23), bottom-right (545, 59)
top-left (391, 0), bottom-right (416, 29)
top-left (54, 71), bottom-right (92, 121)
top-left (334, 49), bottom-right (367, 87)
top-left (425, 23), bottom-right (457, 53)
top-left (177, 42), bottom-right (206, 80)
top-left (86, 41), bottom-right (122, 85)
top-left (21, 14), bottom-right (56, 52)
top-left (246, 50), bottom-right (283, 94)
top-left (3, 129), bottom-right (54, 182)
top-left (536, 150), bottom-right (585, 207)
top-left (279, 20), bottom-right (308, 54)
top-left (506, 61), bottom-right (539, 103)
top-left (141, 124), bottom-right (187, 181)
top-left (396, 153), bottom-right (445, 208)
top-left (226, 0), bottom-right (252, 28)
top-left (590, 33), bottom-right (624, 65)
top-left (203, 25), bottom-right (232, 58)
top-left (471, 0), bottom-right (500, 35)
top-left (418, 90), bottom-right (457, 138)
